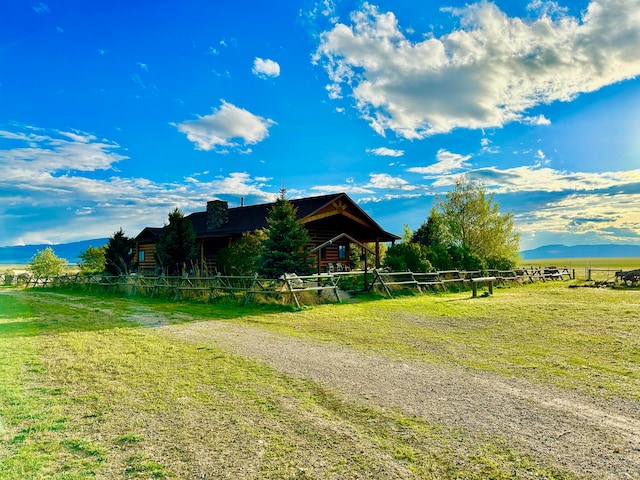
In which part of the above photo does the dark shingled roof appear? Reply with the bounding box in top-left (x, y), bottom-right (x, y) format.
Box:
top-left (140, 193), bottom-right (399, 242)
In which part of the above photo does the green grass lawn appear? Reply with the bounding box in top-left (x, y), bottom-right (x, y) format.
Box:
top-left (1, 283), bottom-right (638, 479)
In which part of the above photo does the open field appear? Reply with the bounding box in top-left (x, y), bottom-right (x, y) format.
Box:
top-left (1, 283), bottom-right (639, 479)
top-left (520, 257), bottom-right (640, 281)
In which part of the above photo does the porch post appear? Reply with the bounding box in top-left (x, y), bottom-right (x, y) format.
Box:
top-left (363, 245), bottom-right (369, 291)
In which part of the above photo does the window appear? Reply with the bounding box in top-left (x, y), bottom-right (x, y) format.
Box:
top-left (139, 250), bottom-right (145, 262)
top-left (338, 245), bottom-right (346, 259)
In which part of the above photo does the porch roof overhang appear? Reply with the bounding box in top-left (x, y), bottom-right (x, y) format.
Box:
top-left (309, 233), bottom-right (375, 255)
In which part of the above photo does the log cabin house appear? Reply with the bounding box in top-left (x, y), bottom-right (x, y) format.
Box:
top-left (134, 192), bottom-right (399, 274)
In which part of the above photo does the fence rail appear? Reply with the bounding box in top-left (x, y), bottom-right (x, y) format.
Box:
top-left (372, 266), bottom-right (573, 297)
top-left (4, 271), bottom-right (368, 306)
top-left (0, 264), bottom-right (592, 304)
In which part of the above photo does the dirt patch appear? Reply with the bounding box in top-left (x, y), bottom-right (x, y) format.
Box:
top-left (160, 320), bottom-right (640, 480)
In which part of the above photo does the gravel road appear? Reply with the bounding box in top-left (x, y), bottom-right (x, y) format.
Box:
top-left (162, 320), bottom-right (640, 480)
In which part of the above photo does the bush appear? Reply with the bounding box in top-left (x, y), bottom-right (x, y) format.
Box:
top-left (447, 245), bottom-right (485, 272)
top-left (217, 232), bottom-right (263, 275)
top-left (383, 243), bottom-right (432, 272)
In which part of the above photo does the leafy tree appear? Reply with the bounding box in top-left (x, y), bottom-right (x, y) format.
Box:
top-left (382, 242), bottom-right (432, 273)
top-left (104, 228), bottom-right (134, 275)
top-left (438, 176), bottom-right (519, 268)
top-left (155, 208), bottom-right (197, 276)
top-left (258, 189), bottom-right (314, 278)
top-left (401, 223), bottom-right (412, 243)
top-left (349, 242), bottom-right (387, 270)
top-left (78, 245), bottom-right (106, 274)
top-left (217, 231), bottom-right (264, 275)
top-left (447, 244), bottom-right (485, 271)
top-left (411, 207), bottom-right (449, 248)
top-left (27, 247), bottom-right (67, 277)
top-left (414, 176), bottom-right (519, 270)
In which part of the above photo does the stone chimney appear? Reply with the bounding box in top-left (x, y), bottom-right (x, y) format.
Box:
top-left (206, 200), bottom-right (229, 230)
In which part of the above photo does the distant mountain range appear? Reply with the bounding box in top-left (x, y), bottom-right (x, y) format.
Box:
top-left (0, 238), bottom-right (109, 265)
top-left (1, 239), bottom-right (639, 265)
top-left (520, 244), bottom-right (640, 260)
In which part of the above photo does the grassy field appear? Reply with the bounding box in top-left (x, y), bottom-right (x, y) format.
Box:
top-left (520, 257), bottom-right (640, 281)
top-left (1, 282), bottom-right (639, 478)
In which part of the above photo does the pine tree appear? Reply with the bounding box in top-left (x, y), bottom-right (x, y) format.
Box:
top-left (104, 228), bottom-right (134, 275)
top-left (258, 190), bottom-right (314, 278)
top-left (155, 208), bottom-right (197, 276)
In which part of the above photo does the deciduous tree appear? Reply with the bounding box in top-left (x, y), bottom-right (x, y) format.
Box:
top-left (27, 247), bottom-right (67, 277)
top-left (217, 231), bottom-right (264, 275)
top-left (414, 176), bottom-right (520, 270)
top-left (78, 245), bottom-right (106, 274)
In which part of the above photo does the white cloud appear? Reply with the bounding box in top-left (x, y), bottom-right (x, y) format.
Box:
top-left (192, 172), bottom-right (275, 202)
top-left (367, 147), bottom-right (404, 157)
top-left (366, 172), bottom-right (415, 190)
top-left (407, 149), bottom-right (471, 175)
top-left (174, 100), bottom-right (275, 152)
top-left (252, 57), bottom-right (281, 78)
top-left (0, 128), bottom-right (126, 173)
top-left (358, 192), bottom-right (425, 204)
top-left (522, 114), bottom-right (551, 126)
top-left (526, 0), bottom-right (568, 18)
top-left (516, 192), bottom-right (640, 244)
top-left (310, 184), bottom-right (375, 195)
top-left (462, 165), bottom-right (640, 194)
top-left (315, 1), bottom-right (640, 138)
top-left (0, 126), bottom-right (281, 245)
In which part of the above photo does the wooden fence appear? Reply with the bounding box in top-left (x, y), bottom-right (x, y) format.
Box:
top-left (8, 271), bottom-right (366, 307)
top-left (372, 266), bottom-right (573, 298)
top-left (3, 265), bottom-right (576, 305)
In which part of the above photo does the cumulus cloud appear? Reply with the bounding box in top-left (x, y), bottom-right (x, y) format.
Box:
top-left (407, 149), bottom-right (471, 175)
top-left (186, 172), bottom-right (275, 203)
top-left (367, 147), bottom-right (404, 157)
top-left (252, 57), bottom-right (281, 78)
top-left (462, 165), bottom-right (640, 194)
top-left (315, 1), bottom-right (640, 138)
top-left (516, 191), bottom-right (640, 244)
top-left (174, 100), bottom-right (275, 153)
top-left (366, 173), bottom-right (415, 190)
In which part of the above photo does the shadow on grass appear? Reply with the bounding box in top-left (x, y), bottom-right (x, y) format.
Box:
top-left (0, 287), bottom-right (301, 338)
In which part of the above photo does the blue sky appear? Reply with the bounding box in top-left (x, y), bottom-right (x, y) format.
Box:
top-left (1, 0), bottom-right (639, 250)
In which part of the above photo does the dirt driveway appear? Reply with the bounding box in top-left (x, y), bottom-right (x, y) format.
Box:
top-left (162, 320), bottom-right (640, 480)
